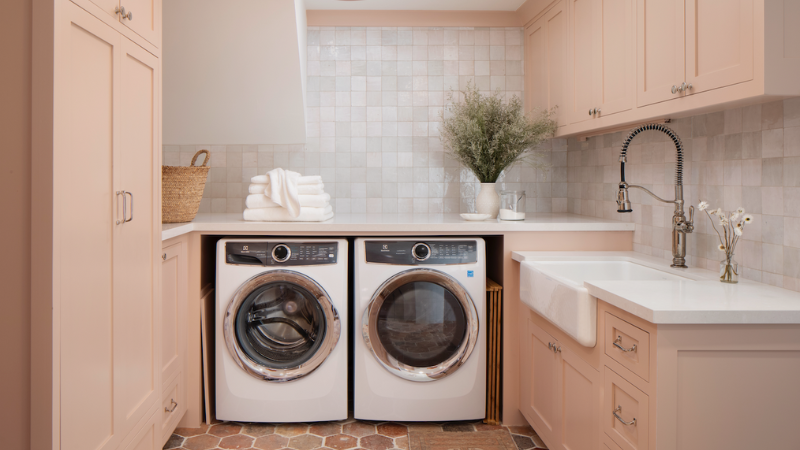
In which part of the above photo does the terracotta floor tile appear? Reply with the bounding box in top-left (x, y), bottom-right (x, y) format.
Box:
top-left (210, 423), bottom-right (244, 437)
top-left (359, 434), bottom-right (393, 450)
top-left (404, 423), bottom-right (442, 432)
top-left (342, 422), bottom-right (376, 438)
top-left (325, 433), bottom-right (359, 450)
top-left (507, 425), bottom-right (536, 437)
top-left (394, 436), bottom-right (409, 450)
top-left (441, 422), bottom-right (475, 432)
top-left (288, 434), bottom-right (323, 450)
top-left (512, 435), bottom-right (535, 450)
top-left (220, 434), bottom-right (256, 449)
top-left (275, 423), bottom-right (310, 438)
top-left (183, 434), bottom-right (221, 450)
top-left (531, 434), bottom-right (547, 449)
top-left (163, 434), bottom-right (184, 449)
top-left (174, 424), bottom-right (210, 437)
top-left (253, 434), bottom-right (290, 450)
top-left (309, 422), bottom-right (343, 437)
top-left (376, 423), bottom-right (407, 438)
top-left (475, 423), bottom-right (503, 431)
top-left (241, 423), bottom-right (276, 437)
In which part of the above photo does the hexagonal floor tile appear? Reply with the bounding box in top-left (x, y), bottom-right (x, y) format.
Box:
top-left (183, 434), bottom-right (221, 450)
top-left (512, 435), bottom-right (535, 450)
top-left (475, 423), bottom-right (503, 431)
top-left (241, 423), bottom-right (276, 437)
top-left (275, 423), bottom-right (309, 437)
top-left (506, 425), bottom-right (537, 437)
top-left (253, 434), bottom-right (290, 450)
top-left (342, 422), bottom-right (376, 438)
top-left (163, 433), bottom-right (184, 449)
top-left (173, 423), bottom-right (210, 437)
top-left (288, 434), bottom-right (323, 450)
top-left (394, 436), bottom-right (409, 450)
top-left (209, 422), bottom-right (244, 437)
top-left (404, 423), bottom-right (442, 433)
top-left (359, 434), bottom-right (393, 450)
top-left (309, 422), bottom-right (343, 437)
top-left (324, 433), bottom-right (358, 450)
top-left (375, 423), bottom-right (407, 438)
top-left (218, 434), bottom-right (256, 449)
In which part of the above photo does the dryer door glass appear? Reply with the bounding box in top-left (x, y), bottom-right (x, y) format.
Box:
top-left (224, 270), bottom-right (341, 382)
top-left (376, 281), bottom-right (467, 367)
top-left (235, 282), bottom-right (325, 369)
top-left (363, 269), bottom-right (479, 382)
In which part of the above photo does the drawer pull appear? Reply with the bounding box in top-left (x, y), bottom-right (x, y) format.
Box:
top-left (613, 335), bottom-right (637, 353)
top-left (613, 405), bottom-right (636, 426)
top-left (165, 399), bottom-right (178, 413)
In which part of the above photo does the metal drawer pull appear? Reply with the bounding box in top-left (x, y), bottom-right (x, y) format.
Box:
top-left (613, 405), bottom-right (636, 426)
top-left (613, 335), bottom-right (637, 353)
top-left (125, 191), bottom-right (133, 223)
top-left (165, 399), bottom-right (178, 413)
top-left (547, 342), bottom-right (561, 353)
top-left (162, 253), bottom-right (167, 260)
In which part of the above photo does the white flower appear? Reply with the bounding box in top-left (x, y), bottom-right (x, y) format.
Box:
top-left (718, 244), bottom-right (726, 251)
top-left (734, 225), bottom-right (743, 236)
top-left (719, 215), bottom-right (729, 225)
top-left (737, 207), bottom-right (745, 214)
top-left (730, 212), bottom-right (740, 222)
top-left (743, 214), bottom-right (753, 223)
top-left (698, 201), bottom-right (709, 211)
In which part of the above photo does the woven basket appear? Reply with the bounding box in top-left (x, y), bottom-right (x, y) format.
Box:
top-left (162, 150), bottom-right (210, 223)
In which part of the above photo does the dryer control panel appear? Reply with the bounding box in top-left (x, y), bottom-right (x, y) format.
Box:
top-left (365, 240), bottom-right (478, 265)
top-left (226, 242), bottom-right (338, 266)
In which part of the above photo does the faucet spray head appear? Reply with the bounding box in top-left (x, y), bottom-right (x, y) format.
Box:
top-left (616, 183), bottom-right (632, 213)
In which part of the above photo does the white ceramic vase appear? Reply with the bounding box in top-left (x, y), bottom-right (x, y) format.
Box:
top-left (476, 183), bottom-right (500, 218)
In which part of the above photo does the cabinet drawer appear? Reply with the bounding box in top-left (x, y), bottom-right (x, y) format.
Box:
top-left (604, 313), bottom-right (650, 382)
top-left (161, 372), bottom-right (184, 442)
top-left (603, 432), bottom-right (624, 450)
top-left (604, 367), bottom-right (649, 450)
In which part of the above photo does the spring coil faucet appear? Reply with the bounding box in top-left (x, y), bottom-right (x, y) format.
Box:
top-left (616, 124), bottom-right (694, 268)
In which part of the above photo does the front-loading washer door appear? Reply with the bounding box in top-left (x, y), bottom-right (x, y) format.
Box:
top-left (362, 268), bottom-right (478, 382)
top-left (224, 270), bottom-right (340, 382)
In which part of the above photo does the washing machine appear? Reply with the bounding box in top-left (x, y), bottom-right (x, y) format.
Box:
top-left (216, 238), bottom-right (348, 422)
top-left (354, 237), bottom-right (486, 421)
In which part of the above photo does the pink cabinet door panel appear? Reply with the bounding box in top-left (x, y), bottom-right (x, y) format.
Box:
top-left (566, 0), bottom-right (595, 124)
top-left (594, 0), bottom-right (635, 117)
top-left (685, 0), bottom-right (754, 93)
top-left (525, 0), bottom-right (567, 127)
top-left (636, 0), bottom-right (685, 106)
top-left (604, 313), bottom-right (650, 382)
top-left (559, 345), bottom-right (601, 450)
top-left (520, 317), bottom-right (561, 446)
top-left (119, 0), bottom-right (161, 49)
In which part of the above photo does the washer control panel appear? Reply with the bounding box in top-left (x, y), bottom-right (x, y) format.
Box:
top-left (226, 242), bottom-right (338, 266)
top-left (366, 240), bottom-right (478, 265)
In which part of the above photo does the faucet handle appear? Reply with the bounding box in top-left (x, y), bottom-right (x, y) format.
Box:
top-left (688, 205), bottom-right (694, 224)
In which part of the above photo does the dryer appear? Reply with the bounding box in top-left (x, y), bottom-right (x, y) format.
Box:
top-left (216, 238), bottom-right (348, 422)
top-left (354, 238), bottom-right (486, 421)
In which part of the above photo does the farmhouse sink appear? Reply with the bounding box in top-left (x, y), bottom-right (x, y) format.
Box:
top-left (519, 260), bottom-right (693, 347)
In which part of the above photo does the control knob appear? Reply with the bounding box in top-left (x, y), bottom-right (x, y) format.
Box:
top-left (272, 244), bottom-right (291, 262)
top-left (412, 243), bottom-right (431, 261)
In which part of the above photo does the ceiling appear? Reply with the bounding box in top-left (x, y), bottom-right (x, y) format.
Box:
top-left (304, 0), bottom-right (527, 11)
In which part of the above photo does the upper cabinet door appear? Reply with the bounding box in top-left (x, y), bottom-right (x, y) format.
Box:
top-left (636, 0), bottom-right (685, 107)
top-left (685, 0), bottom-right (754, 94)
top-left (525, 0), bottom-right (568, 127)
top-left (566, 0), bottom-right (595, 124)
top-left (119, 0), bottom-right (161, 49)
top-left (594, 0), bottom-right (635, 117)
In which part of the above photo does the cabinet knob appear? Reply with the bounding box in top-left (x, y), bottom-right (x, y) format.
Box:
top-left (588, 109), bottom-right (594, 116)
top-left (162, 253), bottom-right (167, 261)
top-left (595, 108), bottom-right (600, 116)
top-left (115, 6), bottom-right (133, 20)
top-left (671, 85), bottom-right (678, 94)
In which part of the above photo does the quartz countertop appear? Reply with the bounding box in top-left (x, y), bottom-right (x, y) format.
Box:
top-left (512, 251), bottom-right (800, 324)
top-left (162, 212), bottom-right (635, 240)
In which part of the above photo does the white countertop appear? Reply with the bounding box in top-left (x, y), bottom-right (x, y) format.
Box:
top-left (512, 251), bottom-right (800, 324)
top-left (162, 212), bottom-right (634, 240)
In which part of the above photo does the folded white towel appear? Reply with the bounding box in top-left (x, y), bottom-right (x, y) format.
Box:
top-left (245, 193), bottom-right (331, 209)
top-left (243, 205), bottom-right (334, 222)
top-left (248, 183), bottom-right (325, 196)
top-left (251, 173), bottom-right (322, 186)
top-left (265, 168), bottom-right (301, 217)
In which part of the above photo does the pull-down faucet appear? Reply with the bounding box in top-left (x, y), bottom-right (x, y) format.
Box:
top-left (616, 124), bottom-right (694, 268)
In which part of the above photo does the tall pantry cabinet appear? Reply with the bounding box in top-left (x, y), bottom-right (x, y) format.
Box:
top-left (32, 0), bottom-right (164, 448)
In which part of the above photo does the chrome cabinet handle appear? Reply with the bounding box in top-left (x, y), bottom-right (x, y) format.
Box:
top-left (613, 335), bottom-right (637, 353)
top-left (162, 253), bottom-right (167, 261)
top-left (671, 85), bottom-right (678, 94)
top-left (124, 191), bottom-right (133, 223)
top-left (115, 6), bottom-right (133, 20)
top-left (165, 399), bottom-right (178, 413)
top-left (595, 108), bottom-right (600, 115)
top-left (588, 108), bottom-right (594, 116)
top-left (547, 342), bottom-right (561, 353)
top-left (613, 405), bottom-right (636, 426)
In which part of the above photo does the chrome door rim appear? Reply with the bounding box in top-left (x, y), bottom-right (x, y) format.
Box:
top-left (224, 270), bottom-right (340, 382)
top-left (362, 268), bottom-right (479, 382)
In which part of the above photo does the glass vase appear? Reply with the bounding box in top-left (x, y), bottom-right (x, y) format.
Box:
top-left (719, 256), bottom-right (738, 284)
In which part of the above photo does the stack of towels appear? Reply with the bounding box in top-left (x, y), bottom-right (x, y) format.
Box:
top-left (243, 168), bottom-right (333, 222)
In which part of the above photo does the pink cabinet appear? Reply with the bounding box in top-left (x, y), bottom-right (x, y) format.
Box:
top-left (160, 240), bottom-right (188, 445)
top-left (636, 0), bottom-right (685, 107)
top-left (72, 0), bottom-right (161, 52)
top-left (525, 0), bottom-right (568, 127)
top-left (565, 0), bottom-right (595, 124)
top-left (520, 316), bottom-right (601, 450)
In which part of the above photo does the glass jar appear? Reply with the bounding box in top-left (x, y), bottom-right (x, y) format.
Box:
top-left (499, 190), bottom-right (526, 221)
